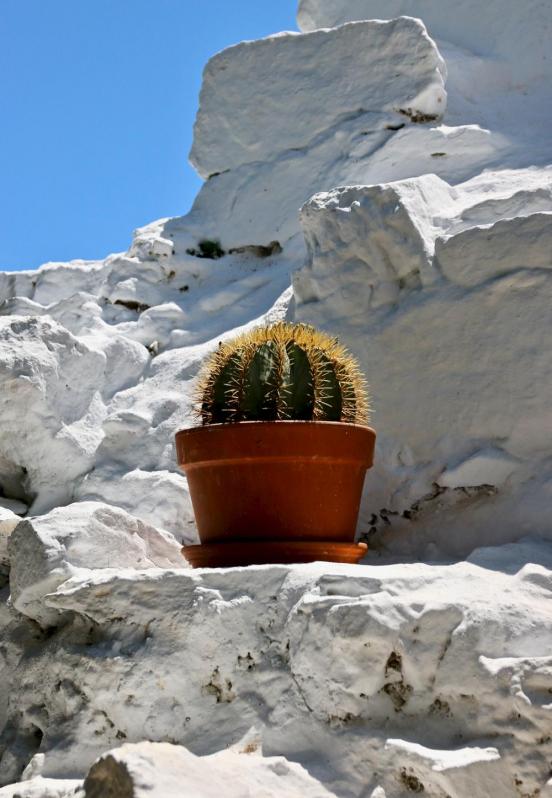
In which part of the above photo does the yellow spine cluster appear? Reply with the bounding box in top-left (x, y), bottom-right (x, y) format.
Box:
top-left (195, 322), bottom-right (370, 425)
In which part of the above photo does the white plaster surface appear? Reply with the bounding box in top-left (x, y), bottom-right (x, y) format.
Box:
top-left (82, 741), bottom-right (338, 798)
top-left (190, 17), bottom-right (446, 178)
top-left (1, 0), bottom-right (551, 794)
top-left (8, 501), bottom-right (186, 626)
top-left (1, 542), bottom-right (552, 796)
top-left (0, 510), bottom-right (19, 570)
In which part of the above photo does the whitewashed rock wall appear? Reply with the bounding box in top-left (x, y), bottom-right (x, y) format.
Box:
top-left (297, 0), bottom-right (552, 85)
top-left (190, 17), bottom-right (447, 178)
top-left (294, 168), bottom-right (552, 557)
top-left (1, 0), bottom-right (552, 794)
top-left (2, 541), bottom-right (552, 797)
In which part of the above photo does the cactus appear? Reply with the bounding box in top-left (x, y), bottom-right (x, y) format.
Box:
top-left (196, 322), bottom-right (370, 425)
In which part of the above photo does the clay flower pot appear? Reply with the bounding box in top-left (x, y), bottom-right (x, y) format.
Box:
top-left (176, 420), bottom-right (376, 567)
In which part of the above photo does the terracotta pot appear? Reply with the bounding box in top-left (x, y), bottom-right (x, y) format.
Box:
top-left (175, 421), bottom-right (376, 567)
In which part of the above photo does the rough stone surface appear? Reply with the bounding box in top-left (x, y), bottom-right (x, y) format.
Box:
top-left (82, 741), bottom-right (337, 798)
top-left (190, 17), bottom-right (446, 178)
top-left (1, 540), bottom-right (551, 796)
top-left (8, 502), bottom-right (186, 626)
top-left (0, 510), bottom-right (19, 571)
top-left (297, 0), bottom-right (552, 85)
top-left (0, 776), bottom-right (82, 797)
top-left (0, 317), bottom-right (106, 515)
top-left (0, 501), bottom-right (27, 517)
top-left (294, 169), bottom-right (552, 556)
top-left (0, 740), bottom-right (339, 797)
top-left (435, 211), bottom-right (552, 287)
top-left (384, 739), bottom-right (510, 797)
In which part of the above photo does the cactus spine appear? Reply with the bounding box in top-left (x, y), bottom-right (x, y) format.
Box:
top-left (196, 322), bottom-right (370, 425)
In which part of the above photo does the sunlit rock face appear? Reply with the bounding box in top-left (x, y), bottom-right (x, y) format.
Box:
top-left (296, 0), bottom-right (552, 83)
top-left (2, 543), bottom-right (552, 796)
top-left (8, 501), bottom-right (186, 626)
top-left (294, 168), bottom-right (552, 557)
top-left (190, 17), bottom-right (447, 177)
top-left (0, 316), bottom-right (107, 514)
top-left (1, 0), bottom-right (552, 794)
top-left (2, 741), bottom-right (340, 797)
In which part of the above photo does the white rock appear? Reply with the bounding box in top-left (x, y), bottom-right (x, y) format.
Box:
top-left (296, 174), bottom-right (453, 307)
top-left (297, 1), bottom-right (552, 251)
top-left (0, 293), bottom-right (149, 400)
top-left (32, 262), bottom-right (111, 307)
top-left (8, 501), bottom-right (185, 626)
top-left (387, 740), bottom-right (502, 769)
top-left (0, 777), bottom-right (82, 797)
top-left (187, 118), bottom-right (509, 251)
top-left (0, 509), bottom-right (20, 569)
top-left (128, 232), bottom-right (174, 261)
top-left (115, 303), bottom-right (188, 349)
top-left (296, 168), bottom-right (552, 312)
top-left (0, 261), bottom-right (110, 307)
top-left (20, 754), bottom-right (45, 781)
top-left (0, 500), bottom-right (27, 516)
top-left (479, 654), bottom-right (552, 714)
top-left (437, 449), bottom-right (519, 489)
top-left (435, 212), bottom-right (552, 287)
top-left (0, 316), bottom-right (106, 514)
top-left (190, 18), bottom-right (446, 178)
top-left (297, 0), bottom-right (552, 86)
top-left (294, 168), bottom-right (552, 555)
top-left (76, 468), bottom-right (197, 543)
top-left (82, 741), bottom-right (337, 798)
top-left (182, 0), bottom-right (533, 255)
top-left (385, 739), bottom-right (513, 797)
top-left (89, 333), bottom-right (149, 399)
top-left (0, 540), bottom-right (547, 796)
top-left (1, 753), bottom-right (81, 796)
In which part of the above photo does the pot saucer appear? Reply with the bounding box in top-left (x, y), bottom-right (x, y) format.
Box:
top-left (181, 540), bottom-right (368, 568)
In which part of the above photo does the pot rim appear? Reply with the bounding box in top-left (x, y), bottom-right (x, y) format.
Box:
top-left (175, 420), bottom-right (376, 469)
top-left (176, 419), bottom-right (376, 435)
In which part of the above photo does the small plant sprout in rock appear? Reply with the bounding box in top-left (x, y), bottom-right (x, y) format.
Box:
top-left (195, 322), bottom-right (370, 425)
top-left (175, 322), bottom-right (376, 568)
top-left (186, 239), bottom-right (225, 259)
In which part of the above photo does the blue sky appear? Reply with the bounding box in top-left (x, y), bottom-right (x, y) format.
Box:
top-left (1, 1), bottom-right (298, 271)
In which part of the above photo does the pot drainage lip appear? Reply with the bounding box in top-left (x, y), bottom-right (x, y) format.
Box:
top-left (181, 540), bottom-right (367, 568)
